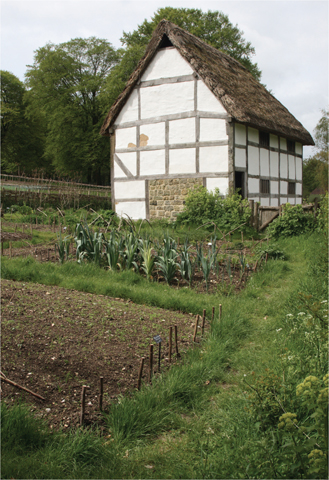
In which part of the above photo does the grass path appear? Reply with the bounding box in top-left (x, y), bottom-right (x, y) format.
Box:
top-left (1, 234), bottom-right (327, 479)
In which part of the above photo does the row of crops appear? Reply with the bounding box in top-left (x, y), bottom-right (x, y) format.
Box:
top-left (56, 223), bottom-right (253, 291)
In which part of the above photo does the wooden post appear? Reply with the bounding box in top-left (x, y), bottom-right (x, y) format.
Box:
top-left (30, 223), bottom-right (33, 235)
top-left (253, 202), bottom-right (259, 231)
top-left (193, 315), bottom-right (199, 342)
top-left (1, 242), bottom-right (3, 256)
top-left (212, 306), bottom-right (215, 322)
top-left (99, 377), bottom-right (103, 411)
top-left (174, 325), bottom-right (180, 357)
top-left (249, 200), bottom-right (254, 227)
top-left (9, 242), bottom-right (12, 258)
top-left (22, 224), bottom-right (24, 234)
top-left (149, 344), bottom-right (153, 384)
top-left (169, 326), bottom-right (173, 363)
top-left (279, 204), bottom-right (282, 216)
top-left (80, 385), bottom-right (89, 426)
top-left (138, 357), bottom-right (145, 390)
top-left (158, 343), bottom-right (161, 372)
top-left (241, 231), bottom-right (244, 243)
top-left (219, 304), bottom-right (222, 322)
top-left (36, 216), bottom-right (38, 225)
top-left (15, 223), bottom-right (17, 233)
top-left (201, 309), bottom-right (206, 337)
top-left (47, 249), bottom-right (50, 261)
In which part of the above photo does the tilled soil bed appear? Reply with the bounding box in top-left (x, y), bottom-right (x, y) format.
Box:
top-left (1, 280), bottom-right (205, 430)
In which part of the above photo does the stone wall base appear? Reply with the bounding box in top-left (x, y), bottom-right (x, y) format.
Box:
top-left (149, 177), bottom-right (203, 220)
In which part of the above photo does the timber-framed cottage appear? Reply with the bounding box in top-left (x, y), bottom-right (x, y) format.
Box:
top-left (101, 20), bottom-right (314, 220)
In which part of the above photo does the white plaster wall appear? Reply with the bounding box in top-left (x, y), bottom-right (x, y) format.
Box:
top-left (115, 90), bottom-right (139, 125)
top-left (270, 181), bottom-right (279, 194)
top-left (235, 148), bottom-right (246, 168)
top-left (140, 122), bottom-right (165, 146)
top-left (270, 134), bottom-right (279, 148)
top-left (248, 127), bottom-right (259, 144)
top-left (296, 197), bottom-right (302, 204)
top-left (140, 150), bottom-right (165, 176)
top-left (114, 152), bottom-right (137, 178)
top-left (199, 145), bottom-right (228, 173)
top-left (206, 177), bottom-right (229, 195)
top-left (289, 198), bottom-right (296, 205)
top-left (261, 197), bottom-right (270, 206)
top-left (270, 151), bottom-right (279, 177)
top-left (115, 180), bottom-right (145, 200)
top-left (114, 162), bottom-right (127, 179)
top-left (115, 126), bottom-right (137, 149)
top-left (248, 177), bottom-right (259, 193)
top-left (296, 158), bottom-right (302, 180)
top-left (249, 196), bottom-right (260, 203)
top-left (281, 197), bottom-right (288, 204)
top-left (271, 197), bottom-right (279, 207)
top-left (141, 48), bottom-right (194, 81)
top-left (197, 80), bottom-right (226, 113)
top-left (235, 124), bottom-right (246, 145)
top-left (248, 146), bottom-right (259, 175)
top-left (280, 154), bottom-right (288, 178)
top-left (116, 201), bottom-right (146, 220)
top-left (140, 81), bottom-right (194, 118)
top-left (169, 148), bottom-right (195, 174)
top-left (296, 143), bottom-right (302, 155)
top-left (288, 155), bottom-right (295, 180)
top-left (280, 181), bottom-right (288, 195)
top-left (199, 118), bottom-right (227, 142)
top-left (169, 117), bottom-right (195, 144)
top-left (280, 138), bottom-right (287, 151)
top-left (296, 183), bottom-right (302, 195)
top-left (260, 148), bottom-right (269, 176)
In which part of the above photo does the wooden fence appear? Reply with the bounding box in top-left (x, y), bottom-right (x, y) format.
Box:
top-left (1, 187), bottom-right (112, 211)
top-left (249, 200), bottom-right (317, 231)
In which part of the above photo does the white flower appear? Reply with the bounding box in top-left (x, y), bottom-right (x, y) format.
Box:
top-left (321, 300), bottom-right (328, 304)
top-left (276, 328), bottom-right (282, 332)
top-left (298, 312), bottom-right (306, 316)
top-left (286, 314), bottom-right (293, 317)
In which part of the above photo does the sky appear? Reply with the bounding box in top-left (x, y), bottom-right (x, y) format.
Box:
top-left (1, 0), bottom-right (328, 158)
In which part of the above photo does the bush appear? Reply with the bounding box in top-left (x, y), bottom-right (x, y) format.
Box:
top-left (267, 204), bottom-right (317, 238)
top-left (176, 186), bottom-right (251, 230)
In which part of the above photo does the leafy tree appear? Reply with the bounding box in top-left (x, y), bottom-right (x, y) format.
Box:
top-left (26, 37), bottom-right (118, 183)
top-left (303, 109), bottom-right (328, 198)
top-left (103, 7), bottom-right (261, 109)
top-left (1, 71), bottom-right (46, 175)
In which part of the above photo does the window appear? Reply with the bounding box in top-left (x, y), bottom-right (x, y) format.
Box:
top-left (260, 179), bottom-right (270, 194)
top-left (287, 140), bottom-right (295, 154)
top-left (288, 182), bottom-right (296, 195)
top-left (259, 131), bottom-right (270, 147)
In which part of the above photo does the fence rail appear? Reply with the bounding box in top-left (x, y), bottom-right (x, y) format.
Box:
top-left (0, 174), bottom-right (111, 191)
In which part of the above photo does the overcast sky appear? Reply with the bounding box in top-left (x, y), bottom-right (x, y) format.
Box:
top-left (1, 0), bottom-right (328, 157)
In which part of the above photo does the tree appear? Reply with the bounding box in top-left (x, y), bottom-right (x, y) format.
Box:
top-left (26, 37), bottom-right (118, 183)
top-left (103, 7), bottom-right (261, 110)
top-left (303, 109), bottom-right (328, 198)
top-left (1, 70), bottom-right (46, 175)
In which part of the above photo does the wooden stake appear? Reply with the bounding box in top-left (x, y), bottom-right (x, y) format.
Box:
top-left (219, 304), bottom-right (222, 322)
top-left (241, 231), bottom-right (244, 243)
top-left (201, 309), bottom-right (206, 337)
top-left (174, 325), bottom-right (180, 357)
top-left (169, 326), bottom-right (172, 363)
top-left (80, 385), bottom-right (89, 426)
top-left (1, 242), bottom-right (3, 256)
top-left (22, 224), bottom-right (24, 234)
top-left (193, 315), bottom-right (199, 343)
top-left (0, 375), bottom-right (45, 401)
top-left (99, 377), bottom-right (103, 411)
top-left (137, 357), bottom-right (145, 390)
top-left (212, 306), bottom-right (215, 321)
top-left (149, 345), bottom-right (153, 384)
top-left (47, 249), bottom-right (50, 261)
top-left (15, 223), bottom-right (17, 233)
top-left (9, 242), bottom-right (12, 258)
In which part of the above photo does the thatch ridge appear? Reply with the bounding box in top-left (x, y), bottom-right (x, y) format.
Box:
top-left (100, 19), bottom-right (314, 145)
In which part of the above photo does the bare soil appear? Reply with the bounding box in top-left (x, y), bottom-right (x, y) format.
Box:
top-left (1, 279), bottom-right (206, 431)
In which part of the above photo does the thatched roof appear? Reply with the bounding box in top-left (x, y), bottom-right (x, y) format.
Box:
top-left (101, 20), bottom-right (314, 145)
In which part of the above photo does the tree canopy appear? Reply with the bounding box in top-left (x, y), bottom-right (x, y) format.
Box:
top-left (25, 37), bottom-right (118, 183)
top-left (303, 109), bottom-right (328, 198)
top-left (1, 70), bottom-right (46, 175)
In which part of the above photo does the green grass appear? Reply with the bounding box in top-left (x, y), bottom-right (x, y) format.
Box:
top-left (1, 233), bottom-right (327, 479)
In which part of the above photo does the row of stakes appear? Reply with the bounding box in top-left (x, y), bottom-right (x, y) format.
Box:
top-left (80, 304), bottom-right (222, 426)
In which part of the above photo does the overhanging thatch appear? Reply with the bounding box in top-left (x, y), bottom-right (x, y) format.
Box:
top-left (101, 20), bottom-right (314, 145)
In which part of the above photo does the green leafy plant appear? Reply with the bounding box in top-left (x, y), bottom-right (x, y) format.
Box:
top-left (267, 204), bottom-right (317, 238)
top-left (74, 223), bottom-right (104, 265)
top-left (139, 237), bottom-right (156, 280)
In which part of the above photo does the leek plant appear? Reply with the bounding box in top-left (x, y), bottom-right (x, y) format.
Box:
top-left (139, 238), bottom-right (156, 281)
top-left (74, 223), bottom-right (104, 265)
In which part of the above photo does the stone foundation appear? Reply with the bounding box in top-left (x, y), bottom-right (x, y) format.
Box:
top-left (149, 177), bottom-right (203, 220)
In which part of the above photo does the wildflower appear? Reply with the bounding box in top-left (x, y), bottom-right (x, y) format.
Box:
top-left (276, 328), bottom-right (282, 332)
top-left (297, 312), bottom-right (306, 316)
top-left (286, 314), bottom-right (293, 317)
top-left (278, 412), bottom-right (298, 431)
